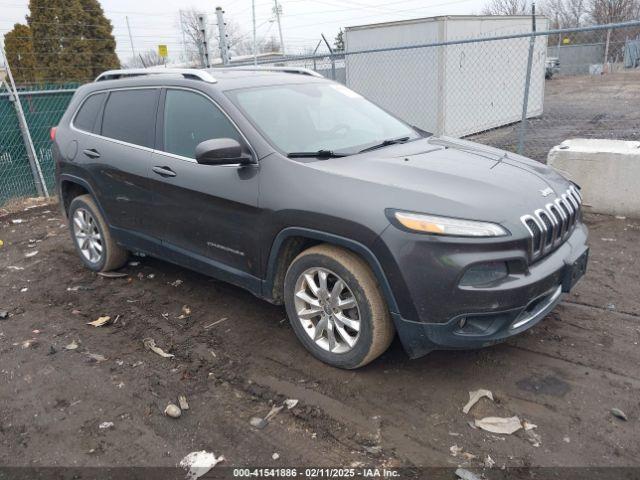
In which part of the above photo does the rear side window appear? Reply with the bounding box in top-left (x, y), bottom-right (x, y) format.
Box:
top-left (162, 89), bottom-right (241, 159)
top-left (101, 89), bottom-right (158, 148)
top-left (73, 93), bottom-right (105, 133)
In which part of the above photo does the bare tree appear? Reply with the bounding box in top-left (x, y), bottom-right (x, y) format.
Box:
top-left (261, 35), bottom-right (281, 53)
top-left (543, 0), bottom-right (588, 27)
top-left (482, 0), bottom-right (528, 15)
top-left (125, 49), bottom-right (166, 68)
top-left (588, 0), bottom-right (640, 23)
top-left (177, 8), bottom-right (217, 66)
top-left (225, 19), bottom-right (281, 58)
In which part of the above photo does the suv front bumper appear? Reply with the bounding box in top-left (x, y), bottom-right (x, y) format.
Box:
top-left (376, 222), bottom-right (589, 358)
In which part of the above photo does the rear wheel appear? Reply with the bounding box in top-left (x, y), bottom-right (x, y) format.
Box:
top-left (68, 195), bottom-right (128, 272)
top-left (284, 244), bottom-right (394, 369)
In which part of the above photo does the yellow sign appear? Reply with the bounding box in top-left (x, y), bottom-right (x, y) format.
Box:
top-left (158, 45), bottom-right (168, 58)
top-left (562, 37), bottom-right (570, 44)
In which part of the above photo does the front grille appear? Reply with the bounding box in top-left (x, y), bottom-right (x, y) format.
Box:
top-left (520, 185), bottom-right (582, 262)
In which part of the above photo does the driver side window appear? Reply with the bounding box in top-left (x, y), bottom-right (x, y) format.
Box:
top-left (163, 89), bottom-right (241, 159)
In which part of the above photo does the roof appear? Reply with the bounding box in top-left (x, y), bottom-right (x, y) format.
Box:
top-left (345, 14), bottom-right (548, 31)
top-left (84, 67), bottom-right (328, 94)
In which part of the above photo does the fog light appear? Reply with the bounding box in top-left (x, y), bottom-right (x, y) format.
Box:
top-left (459, 261), bottom-right (508, 287)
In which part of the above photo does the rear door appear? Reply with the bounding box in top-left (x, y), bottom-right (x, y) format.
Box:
top-left (78, 88), bottom-right (159, 237)
top-left (148, 87), bottom-right (261, 278)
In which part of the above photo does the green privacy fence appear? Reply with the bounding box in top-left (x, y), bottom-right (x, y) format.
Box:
top-left (0, 83), bottom-right (78, 205)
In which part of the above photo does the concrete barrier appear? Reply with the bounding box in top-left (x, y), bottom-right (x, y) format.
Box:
top-left (548, 138), bottom-right (640, 217)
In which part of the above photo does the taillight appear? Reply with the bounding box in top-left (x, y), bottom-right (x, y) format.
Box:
top-left (50, 127), bottom-right (57, 141)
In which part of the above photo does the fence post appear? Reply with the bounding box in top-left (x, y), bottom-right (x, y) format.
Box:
top-left (603, 28), bottom-right (612, 73)
top-left (197, 14), bottom-right (211, 68)
top-left (517, 2), bottom-right (537, 156)
top-left (321, 33), bottom-right (336, 80)
top-left (216, 7), bottom-right (230, 66)
top-left (2, 52), bottom-right (49, 197)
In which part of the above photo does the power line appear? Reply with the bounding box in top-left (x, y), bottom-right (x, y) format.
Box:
top-left (282, 0), bottom-right (479, 31)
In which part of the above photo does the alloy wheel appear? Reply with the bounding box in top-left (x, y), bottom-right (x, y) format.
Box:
top-left (293, 267), bottom-right (361, 354)
top-left (73, 208), bottom-right (103, 263)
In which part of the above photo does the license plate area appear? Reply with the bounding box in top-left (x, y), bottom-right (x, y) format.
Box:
top-left (562, 248), bottom-right (589, 292)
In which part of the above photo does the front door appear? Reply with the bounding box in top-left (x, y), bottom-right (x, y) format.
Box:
top-left (148, 88), bottom-right (261, 280)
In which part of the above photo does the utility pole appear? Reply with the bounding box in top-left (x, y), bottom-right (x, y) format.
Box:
top-left (216, 7), bottom-right (230, 65)
top-left (274, 0), bottom-right (285, 55)
top-left (198, 14), bottom-right (211, 68)
top-left (252, 0), bottom-right (257, 65)
top-left (125, 16), bottom-right (137, 61)
top-left (179, 10), bottom-right (188, 63)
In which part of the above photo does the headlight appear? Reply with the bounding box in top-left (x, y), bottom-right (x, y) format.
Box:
top-left (393, 211), bottom-right (509, 237)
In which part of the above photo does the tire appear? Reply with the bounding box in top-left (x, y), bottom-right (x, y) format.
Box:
top-left (284, 244), bottom-right (394, 369)
top-left (68, 194), bottom-right (128, 272)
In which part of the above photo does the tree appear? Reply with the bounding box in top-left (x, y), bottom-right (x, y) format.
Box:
top-left (178, 9), bottom-right (217, 66)
top-left (262, 35), bottom-right (281, 53)
top-left (334, 29), bottom-right (344, 51)
top-left (25, 0), bottom-right (118, 83)
top-left (79, 0), bottom-right (119, 77)
top-left (176, 9), bottom-right (283, 64)
top-left (27, 0), bottom-right (91, 83)
top-left (125, 49), bottom-right (166, 68)
top-left (482, 0), bottom-right (528, 15)
top-left (3, 23), bottom-right (37, 84)
top-left (588, 0), bottom-right (640, 23)
top-left (543, 0), bottom-right (588, 27)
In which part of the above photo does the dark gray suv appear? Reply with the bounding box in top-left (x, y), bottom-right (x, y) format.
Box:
top-left (53, 67), bottom-right (589, 369)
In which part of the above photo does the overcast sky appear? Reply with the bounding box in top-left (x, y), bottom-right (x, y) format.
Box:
top-left (1, 0), bottom-right (490, 62)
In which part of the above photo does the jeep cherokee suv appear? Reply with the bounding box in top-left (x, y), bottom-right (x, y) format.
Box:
top-left (53, 67), bottom-right (589, 369)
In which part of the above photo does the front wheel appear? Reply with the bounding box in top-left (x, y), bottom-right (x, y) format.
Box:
top-left (284, 244), bottom-right (395, 369)
top-left (68, 194), bottom-right (128, 272)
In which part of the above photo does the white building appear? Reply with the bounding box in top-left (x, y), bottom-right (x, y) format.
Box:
top-left (345, 15), bottom-right (549, 137)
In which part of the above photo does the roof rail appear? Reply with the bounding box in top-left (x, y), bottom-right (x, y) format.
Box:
top-left (220, 66), bottom-right (324, 78)
top-left (95, 68), bottom-right (217, 83)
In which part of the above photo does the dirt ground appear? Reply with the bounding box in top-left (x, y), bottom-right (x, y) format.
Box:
top-left (471, 70), bottom-right (640, 162)
top-left (0, 201), bottom-right (639, 476)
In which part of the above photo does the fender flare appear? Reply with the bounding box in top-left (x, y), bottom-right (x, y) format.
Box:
top-left (263, 227), bottom-right (400, 315)
top-left (58, 174), bottom-right (108, 221)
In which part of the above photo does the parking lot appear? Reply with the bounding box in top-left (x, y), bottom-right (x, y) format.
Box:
top-left (0, 194), bottom-right (638, 473)
top-left (471, 70), bottom-right (640, 162)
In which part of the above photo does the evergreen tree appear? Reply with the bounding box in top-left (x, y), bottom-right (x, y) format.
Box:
top-left (26, 0), bottom-right (117, 84)
top-left (334, 29), bottom-right (344, 51)
top-left (3, 23), bottom-right (38, 84)
top-left (79, 0), bottom-right (119, 77)
top-left (27, 0), bottom-right (91, 83)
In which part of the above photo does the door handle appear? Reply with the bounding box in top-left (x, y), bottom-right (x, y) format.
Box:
top-left (152, 166), bottom-right (177, 177)
top-left (83, 148), bottom-right (100, 159)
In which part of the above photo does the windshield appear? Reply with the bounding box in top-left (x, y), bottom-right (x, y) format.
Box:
top-left (227, 83), bottom-right (420, 155)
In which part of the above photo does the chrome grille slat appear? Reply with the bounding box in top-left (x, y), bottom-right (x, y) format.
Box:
top-left (520, 186), bottom-right (582, 262)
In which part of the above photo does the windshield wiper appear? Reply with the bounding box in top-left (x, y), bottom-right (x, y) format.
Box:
top-left (358, 136), bottom-right (411, 153)
top-left (287, 149), bottom-right (348, 159)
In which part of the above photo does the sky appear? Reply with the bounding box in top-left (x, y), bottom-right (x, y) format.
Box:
top-left (0, 0), bottom-right (490, 63)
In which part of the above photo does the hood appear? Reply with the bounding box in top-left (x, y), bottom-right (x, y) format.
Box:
top-left (307, 136), bottom-right (573, 225)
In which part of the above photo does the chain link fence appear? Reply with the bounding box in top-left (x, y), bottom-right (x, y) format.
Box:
top-left (1, 20), bottom-right (640, 206)
top-left (235, 20), bottom-right (640, 160)
top-left (0, 81), bottom-right (38, 204)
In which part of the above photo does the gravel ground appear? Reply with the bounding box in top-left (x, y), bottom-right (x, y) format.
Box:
top-left (470, 70), bottom-right (640, 162)
top-left (0, 202), bottom-right (638, 476)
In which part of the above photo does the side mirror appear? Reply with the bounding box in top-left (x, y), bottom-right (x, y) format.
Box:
top-left (195, 138), bottom-right (254, 166)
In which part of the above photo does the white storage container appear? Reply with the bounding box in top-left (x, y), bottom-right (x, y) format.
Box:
top-left (345, 15), bottom-right (549, 137)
